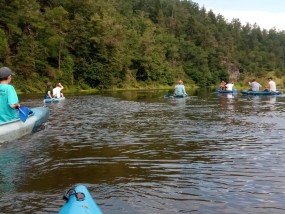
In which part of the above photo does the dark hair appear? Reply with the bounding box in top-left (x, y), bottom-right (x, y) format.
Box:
top-left (0, 76), bottom-right (9, 81)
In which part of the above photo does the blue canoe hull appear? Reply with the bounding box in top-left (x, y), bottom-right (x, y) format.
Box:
top-left (164, 94), bottom-right (187, 98)
top-left (59, 185), bottom-right (102, 214)
top-left (241, 90), bottom-right (282, 95)
top-left (44, 97), bottom-right (65, 103)
top-left (0, 107), bottom-right (50, 143)
top-left (216, 88), bottom-right (237, 93)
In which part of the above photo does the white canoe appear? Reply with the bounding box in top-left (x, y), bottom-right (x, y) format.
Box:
top-left (44, 97), bottom-right (65, 103)
top-left (0, 107), bottom-right (50, 143)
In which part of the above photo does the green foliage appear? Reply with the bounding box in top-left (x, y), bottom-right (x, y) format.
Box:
top-left (0, 29), bottom-right (8, 62)
top-left (1, 0), bottom-right (285, 92)
top-left (61, 55), bottom-right (75, 85)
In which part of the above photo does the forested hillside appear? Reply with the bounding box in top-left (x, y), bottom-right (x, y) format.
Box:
top-left (0, 0), bottom-right (285, 92)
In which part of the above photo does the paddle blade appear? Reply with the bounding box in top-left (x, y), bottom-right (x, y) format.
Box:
top-left (19, 106), bottom-right (30, 123)
top-left (165, 93), bottom-right (171, 97)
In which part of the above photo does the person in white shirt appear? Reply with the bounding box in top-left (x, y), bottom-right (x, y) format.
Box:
top-left (266, 77), bottom-right (276, 92)
top-left (53, 83), bottom-right (64, 98)
top-left (226, 81), bottom-right (234, 91)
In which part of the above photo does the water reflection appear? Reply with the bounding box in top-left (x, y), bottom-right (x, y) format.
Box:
top-left (268, 96), bottom-right (277, 104)
top-left (217, 93), bottom-right (237, 111)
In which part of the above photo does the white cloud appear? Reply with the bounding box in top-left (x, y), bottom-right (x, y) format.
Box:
top-left (212, 8), bottom-right (285, 31)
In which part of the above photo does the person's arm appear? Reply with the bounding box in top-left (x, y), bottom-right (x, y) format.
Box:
top-left (183, 86), bottom-right (187, 95)
top-left (59, 83), bottom-right (64, 89)
top-left (48, 91), bottom-right (53, 99)
top-left (7, 86), bottom-right (20, 109)
top-left (10, 103), bottom-right (20, 109)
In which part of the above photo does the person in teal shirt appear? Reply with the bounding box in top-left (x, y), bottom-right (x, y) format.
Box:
top-left (174, 80), bottom-right (187, 97)
top-left (0, 67), bottom-right (20, 123)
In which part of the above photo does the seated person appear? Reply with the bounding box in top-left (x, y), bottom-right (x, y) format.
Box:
top-left (226, 81), bottom-right (234, 91)
top-left (53, 83), bottom-right (64, 98)
top-left (44, 82), bottom-right (53, 99)
top-left (249, 79), bottom-right (261, 91)
top-left (174, 80), bottom-right (187, 97)
top-left (0, 67), bottom-right (21, 123)
top-left (264, 77), bottom-right (276, 92)
top-left (220, 80), bottom-right (227, 90)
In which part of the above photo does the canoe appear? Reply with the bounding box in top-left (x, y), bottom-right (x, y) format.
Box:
top-left (164, 94), bottom-right (187, 98)
top-left (44, 97), bottom-right (65, 103)
top-left (241, 90), bottom-right (282, 95)
top-left (216, 88), bottom-right (237, 93)
top-left (0, 107), bottom-right (50, 143)
top-left (59, 185), bottom-right (103, 214)
top-left (174, 95), bottom-right (187, 98)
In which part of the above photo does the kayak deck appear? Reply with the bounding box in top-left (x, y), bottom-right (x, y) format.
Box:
top-left (59, 185), bottom-right (102, 214)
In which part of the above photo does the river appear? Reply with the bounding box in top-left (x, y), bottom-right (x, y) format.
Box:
top-left (0, 89), bottom-right (285, 214)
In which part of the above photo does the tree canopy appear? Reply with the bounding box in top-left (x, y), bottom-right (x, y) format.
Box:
top-left (0, 0), bottom-right (285, 92)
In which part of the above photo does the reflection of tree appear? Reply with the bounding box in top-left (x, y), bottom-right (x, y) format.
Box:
top-left (102, 90), bottom-right (165, 101)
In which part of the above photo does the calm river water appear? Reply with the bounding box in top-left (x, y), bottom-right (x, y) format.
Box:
top-left (1, 89), bottom-right (285, 214)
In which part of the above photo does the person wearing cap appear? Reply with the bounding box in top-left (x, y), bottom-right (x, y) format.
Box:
top-left (174, 80), bottom-right (187, 97)
top-left (265, 77), bottom-right (276, 92)
top-left (52, 82), bottom-right (64, 98)
top-left (0, 66), bottom-right (20, 123)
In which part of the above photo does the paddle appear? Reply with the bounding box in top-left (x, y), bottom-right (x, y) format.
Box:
top-left (18, 106), bottom-right (30, 123)
top-left (165, 93), bottom-right (171, 98)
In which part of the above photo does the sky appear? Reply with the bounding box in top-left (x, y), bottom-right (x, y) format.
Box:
top-left (193, 0), bottom-right (285, 31)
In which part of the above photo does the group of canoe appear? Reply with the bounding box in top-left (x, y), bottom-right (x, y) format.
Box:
top-left (165, 88), bottom-right (282, 99)
top-left (217, 88), bottom-right (282, 95)
top-left (2, 81), bottom-right (282, 213)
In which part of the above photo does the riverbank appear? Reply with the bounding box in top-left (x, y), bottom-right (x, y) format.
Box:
top-left (15, 72), bottom-right (284, 94)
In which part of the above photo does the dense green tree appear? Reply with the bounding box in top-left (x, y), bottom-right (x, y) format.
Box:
top-left (0, 0), bottom-right (285, 91)
top-left (0, 29), bottom-right (8, 63)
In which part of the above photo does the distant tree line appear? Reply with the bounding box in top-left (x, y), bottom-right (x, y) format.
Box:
top-left (0, 0), bottom-right (284, 92)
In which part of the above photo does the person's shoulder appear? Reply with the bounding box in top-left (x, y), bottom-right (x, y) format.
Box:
top-left (2, 84), bottom-right (15, 89)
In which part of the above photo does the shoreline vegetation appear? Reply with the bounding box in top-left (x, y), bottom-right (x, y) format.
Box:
top-left (16, 73), bottom-right (284, 95)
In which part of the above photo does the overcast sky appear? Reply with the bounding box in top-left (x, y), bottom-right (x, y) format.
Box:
top-left (193, 0), bottom-right (285, 31)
